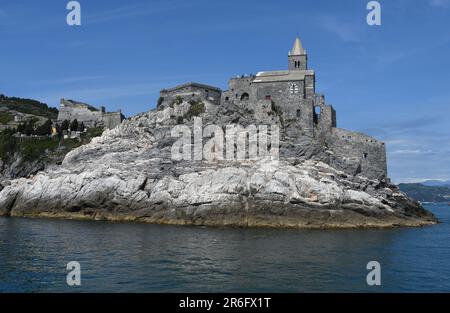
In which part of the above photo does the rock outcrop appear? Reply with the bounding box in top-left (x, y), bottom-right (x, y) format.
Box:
top-left (0, 100), bottom-right (437, 228)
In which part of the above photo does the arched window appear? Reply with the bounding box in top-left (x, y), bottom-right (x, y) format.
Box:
top-left (296, 109), bottom-right (301, 118)
top-left (289, 83), bottom-right (299, 94)
top-left (313, 106), bottom-right (321, 124)
top-left (240, 93), bottom-right (250, 101)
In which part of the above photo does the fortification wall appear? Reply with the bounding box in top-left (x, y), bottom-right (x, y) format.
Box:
top-left (222, 76), bottom-right (256, 105)
top-left (57, 100), bottom-right (124, 129)
top-left (328, 128), bottom-right (387, 181)
top-left (160, 84), bottom-right (221, 108)
top-left (57, 106), bottom-right (104, 128)
top-left (313, 95), bottom-right (337, 138)
top-left (103, 112), bottom-right (123, 129)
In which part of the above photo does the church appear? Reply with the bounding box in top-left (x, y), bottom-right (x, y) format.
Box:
top-left (158, 36), bottom-right (387, 181)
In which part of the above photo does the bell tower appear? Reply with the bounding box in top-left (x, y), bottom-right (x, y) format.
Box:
top-left (288, 36), bottom-right (307, 71)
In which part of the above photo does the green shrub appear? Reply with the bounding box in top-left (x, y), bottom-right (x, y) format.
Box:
top-left (170, 96), bottom-right (184, 109)
top-left (0, 111), bottom-right (13, 124)
top-left (0, 130), bottom-right (17, 161)
top-left (185, 100), bottom-right (205, 119)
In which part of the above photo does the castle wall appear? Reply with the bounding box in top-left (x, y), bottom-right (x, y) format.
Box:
top-left (221, 76), bottom-right (256, 104)
top-left (57, 106), bottom-right (104, 128)
top-left (57, 100), bottom-right (124, 129)
top-left (313, 95), bottom-right (337, 137)
top-left (329, 128), bottom-right (387, 181)
top-left (160, 83), bottom-right (221, 108)
top-left (103, 112), bottom-right (124, 129)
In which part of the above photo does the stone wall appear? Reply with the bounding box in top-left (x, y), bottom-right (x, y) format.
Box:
top-left (221, 76), bottom-right (256, 105)
top-left (159, 83), bottom-right (221, 109)
top-left (288, 54), bottom-right (307, 71)
top-left (329, 128), bottom-right (387, 181)
top-left (57, 99), bottom-right (124, 129)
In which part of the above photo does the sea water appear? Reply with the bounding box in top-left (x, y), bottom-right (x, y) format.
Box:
top-left (0, 204), bottom-right (449, 292)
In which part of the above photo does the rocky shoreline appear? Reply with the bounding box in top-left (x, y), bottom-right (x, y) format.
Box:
top-left (0, 100), bottom-right (438, 228)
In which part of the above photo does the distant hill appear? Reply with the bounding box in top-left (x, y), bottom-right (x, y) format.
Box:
top-left (399, 183), bottom-right (450, 203)
top-left (420, 180), bottom-right (450, 187)
top-left (0, 94), bottom-right (58, 120)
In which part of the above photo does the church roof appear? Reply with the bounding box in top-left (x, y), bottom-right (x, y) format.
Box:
top-left (289, 37), bottom-right (306, 56)
top-left (253, 70), bottom-right (314, 83)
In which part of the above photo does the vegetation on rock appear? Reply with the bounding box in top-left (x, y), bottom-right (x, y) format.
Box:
top-left (185, 100), bottom-right (205, 119)
top-left (0, 94), bottom-right (58, 119)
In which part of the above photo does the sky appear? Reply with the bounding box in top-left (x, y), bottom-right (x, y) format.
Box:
top-left (0, 0), bottom-right (449, 183)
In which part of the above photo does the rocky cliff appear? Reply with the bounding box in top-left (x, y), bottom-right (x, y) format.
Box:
top-left (0, 100), bottom-right (437, 228)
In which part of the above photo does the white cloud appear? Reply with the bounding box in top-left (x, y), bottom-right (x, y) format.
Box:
top-left (317, 14), bottom-right (361, 42)
top-left (391, 149), bottom-right (433, 155)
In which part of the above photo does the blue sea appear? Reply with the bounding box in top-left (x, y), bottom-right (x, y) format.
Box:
top-left (0, 204), bottom-right (449, 292)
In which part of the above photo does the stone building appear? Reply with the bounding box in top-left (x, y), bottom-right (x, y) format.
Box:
top-left (159, 82), bottom-right (222, 107)
top-left (157, 36), bottom-right (387, 181)
top-left (57, 99), bottom-right (124, 129)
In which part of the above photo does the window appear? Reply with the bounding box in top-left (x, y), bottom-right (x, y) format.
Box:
top-left (296, 109), bottom-right (301, 118)
top-left (363, 153), bottom-right (368, 159)
top-left (240, 93), bottom-right (250, 101)
top-left (313, 106), bottom-right (321, 124)
top-left (289, 83), bottom-right (299, 94)
top-left (265, 95), bottom-right (272, 100)
top-left (225, 97), bottom-right (229, 101)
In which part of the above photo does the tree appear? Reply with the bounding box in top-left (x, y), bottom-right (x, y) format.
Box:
top-left (24, 121), bottom-right (34, 136)
top-left (78, 122), bottom-right (85, 132)
top-left (70, 119), bottom-right (78, 132)
top-left (55, 123), bottom-right (63, 138)
top-left (35, 119), bottom-right (52, 136)
top-left (17, 122), bottom-right (25, 134)
top-left (61, 120), bottom-right (70, 131)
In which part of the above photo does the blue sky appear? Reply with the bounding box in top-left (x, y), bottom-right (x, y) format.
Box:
top-left (0, 0), bottom-right (449, 183)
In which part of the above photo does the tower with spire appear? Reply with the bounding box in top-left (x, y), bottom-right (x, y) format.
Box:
top-left (288, 36), bottom-right (307, 71)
